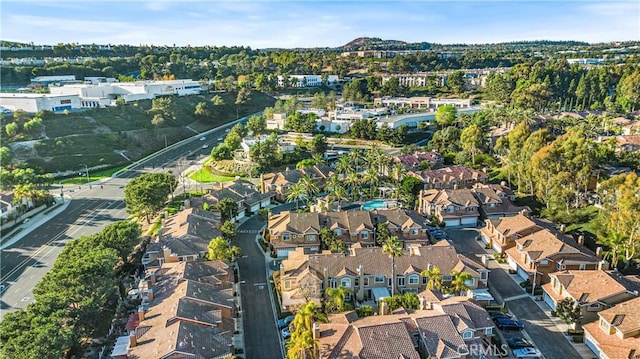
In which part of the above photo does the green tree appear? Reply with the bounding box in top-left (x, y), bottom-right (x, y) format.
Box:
top-left (194, 101), bottom-right (210, 118)
top-left (447, 70), bottom-right (465, 94)
top-left (217, 197), bottom-right (239, 222)
top-left (221, 220), bottom-right (237, 241)
top-left (296, 158), bottom-right (316, 169)
top-left (0, 146), bottom-right (12, 165)
top-left (310, 134), bottom-right (327, 156)
top-left (123, 172), bottom-right (177, 223)
top-left (299, 174), bottom-right (319, 207)
top-left (211, 94), bottom-right (226, 106)
top-left (207, 236), bottom-right (242, 261)
top-left (421, 265), bottom-right (443, 291)
top-left (325, 285), bottom-right (351, 313)
top-left (460, 124), bottom-right (484, 165)
top-left (447, 270), bottom-right (473, 295)
top-left (320, 227), bottom-right (346, 254)
top-left (286, 182), bottom-right (307, 210)
top-left (5, 122), bottom-right (18, 137)
top-left (375, 222), bottom-right (392, 246)
top-left (382, 236), bottom-right (403, 297)
top-left (555, 297), bottom-right (582, 326)
top-left (435, 105), bottom-right (458, 127)
top-left (616, 70), bottom-right (640, 112)
top-left (247, 115), bottom-right (267, 136)
top-left (93, 220), bottom-right (141, 262)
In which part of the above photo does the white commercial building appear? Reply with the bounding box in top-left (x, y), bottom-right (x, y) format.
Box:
top-left (0, 93), bottom-right (81, 113)
top-left (374, 96), bottom-right (473, 109)
top-left (277, 75), bottom-right (339, 88)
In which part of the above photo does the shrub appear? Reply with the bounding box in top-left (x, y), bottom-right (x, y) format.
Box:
top-left (356, 305), bottom-right (375, 317)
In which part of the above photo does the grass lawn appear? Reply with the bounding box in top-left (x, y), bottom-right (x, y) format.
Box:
top-left (59, 165), bottom-right (128, 184)
top-left (189, 167), bottom-right (236, 183)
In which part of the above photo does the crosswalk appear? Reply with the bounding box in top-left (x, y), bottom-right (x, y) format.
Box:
top-left (238, 229), bottom-right (259, 234)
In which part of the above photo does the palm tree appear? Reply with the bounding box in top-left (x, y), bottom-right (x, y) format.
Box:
top-left (325, 285), bottom-right (351, 312)
top-left (382, 236), bottom-right (403, 297)
top-left (345, 172), bottom-right (361, 201)
top-left (312, 152), bottom-right (326, 166)
top-left (449, 270), bottom-right (473, 295)
top-left (287, 330), bottom-right (318, 359)
top-left (349, 149), bottom-right (364, 173)
top-left (421, 265), bottom-right (443, 291)
top-left (362, 168), bottom-right (380, 199)
top-left (330, 184), bottom-right (348, 212)
top-left (299, 175), bottom-right (319, 207)
top-left (325, 175), bottom-right (341, 193)
top-left (286, 183), bottom-right (307, 210)
top-left (390, 163), bottom-right (406, 201)
top-left (335, 156), bottom-right (352, 180)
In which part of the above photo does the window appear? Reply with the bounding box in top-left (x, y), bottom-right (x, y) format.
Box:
top-left (363, 277), bottom-right (369, 286)
top-left (374, 276), bottom-right (385, 283)
top-left (467, 207), bottom-right (474, 212)
top-left (361, 231), bottom-right (369, 239)
top-left (284, 280), bottom-right (292, 290)
top-left (307, 234), bottom-right (316, 241)
top-left (589, 303), bottom-right (601, 309)
top-left (540, 259), bottom-right (549, 265)
top-left (462, 331), bottom-right (473, 339)
top-left (334, 229), bottom-right (341, 236)
top-left (411, 229), bottom-right (418, 236)
top-left (60, 99), bottom-right (71, 104)
top-left (341, 278), bottom-right (351, 288)
top-left (480, 271), bottom-right (488, 280)
top-left (422, 276), bottom-right (428, 285)
top-left (485, 327), bottom-right (493, 335)
top-left (579, 263), bottom-right (587, 270)
top-left (329, 279), bottom-right (337, 289)
top-left (448, 206), bottom-right (455, 213)
top-left (283, 233), bottom-right (291, 241)
top-left (409, 275), bottom-right (419, 285)
top-left (397, 276), bottom-right (405, 287)
top-left (354, 278), bottom-right (359, 287)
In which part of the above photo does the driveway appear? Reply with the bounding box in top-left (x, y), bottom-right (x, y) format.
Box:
top-left (446, 227), bottom-right (583, 359)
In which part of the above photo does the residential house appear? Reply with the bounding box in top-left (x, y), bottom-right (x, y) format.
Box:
top-left (616, 135), bottom-right (640, 152)
top-left (417, 188), bottom-right (480, 227)
top-left (266, 113), bottom-right (286, 130)
top-left (583, 296), bottom-right (640, 359)
top-left (278, 241), bottom-right (488, 309)
top-left (621, 120), bottom-right (640, 135)
top-left (125, 260), bottom-right (235, 359)
top-left (479, 213), bottom-right (541, 254)
top-left (541, 270), bottom-right (640, 322)
top-left (200, 180), bottom-right (274, 220)
top-left (408, 165), bottom-right (488, 190)
top-left (318, 297), bottom-right (495, 359)
top-left (260, 165), bottom-right (334, 202)
top-left (389, 151), bottom-right (444, 172)
top-left (141, 208), bottom-right (220, 269)
top-left (268, 209), bottom-right (432, 257)
top-left (471, 183), bottom-right (531, 219)
top-left (505, 229), bottom-right (606, 286)
top-left (238, 134), bottom-right (297, 157)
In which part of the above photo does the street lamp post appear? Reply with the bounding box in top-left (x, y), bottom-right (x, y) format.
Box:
top-left (79, 164), bottom-right (91, 189)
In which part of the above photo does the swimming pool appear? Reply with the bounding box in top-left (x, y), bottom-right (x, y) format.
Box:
top-left (362, 199), bottom-right (396, 211)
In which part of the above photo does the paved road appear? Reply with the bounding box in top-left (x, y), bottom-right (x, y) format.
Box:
top-left (445, 227), bottom-right (582, 359)
top-left (236, 214), bottom-right (283, 359)
top-left (0, 115), bottom-right (254, 320)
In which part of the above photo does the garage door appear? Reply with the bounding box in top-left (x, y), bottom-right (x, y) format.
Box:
top-left (517, 266), bottom-right (529, 281)
top-left (492, 241), bottom-right (502, 253)
top-left (584, 332), bottom-right (601, 358)
top-left (277, 248), bottom-right (295, 258)
top-left (460, 216), bottom-right (478, 227)
top-left (543, 291), bottom-right (556, 311)
top-left (444, 218), bottom-right (461, 227)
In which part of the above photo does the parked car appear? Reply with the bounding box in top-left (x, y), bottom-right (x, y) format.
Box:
top-left (277, 315), bottom-right (295, 329)
top-left (507, 337), bottom-right (535, 349)
top-left (490, 311), bottom-right (513, 321)
top-left (202, 144), bottom-right (208, 149)
top-left (495, 318), bottom-right (525, 331)
top-left (0, 283), bottom-right (8, 295)
top-left (199, 136), bottom-right (206, 141)
top-left (281, 326), bottom-right (291, 339)
top-left (512, 347), bottom-right (543, 359)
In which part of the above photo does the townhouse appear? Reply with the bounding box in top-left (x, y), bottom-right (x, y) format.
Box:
top-left (541, 270), bottom-right (640, 323)
top-left (268, 208), bottom-right (432, 257)
top-left (260, 165), bottom-right (334, 202)
top-left (118, 260), bottom-right (236, 359)
top-left (389, 150), bottom-right (444, 172)
top-left (408, 165), bottom-right (488, 191)
top-left (616, 135), bottom-right (640, 152)
top-left (278, 241), bottom-right (488, 309)
top-left (417, 188), bottom-right (480, 227)
top-left (318, 297), bottom-right (495, 359)
top-left (471, 183), bottom-right (530, 219)
top-left (199, 180), bottom-right (274, 221)
top-left (142, 208), bottom-right (220, 269)
top-left (583, 296), bottom-right (640, 359)
top-left (505, 228), bottom-right (606, 286)
top-left (479, 213), bottom-right (542, 254)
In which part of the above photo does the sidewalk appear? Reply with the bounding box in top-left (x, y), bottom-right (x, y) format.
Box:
top-left (1, 196), bottom-right (70, 251)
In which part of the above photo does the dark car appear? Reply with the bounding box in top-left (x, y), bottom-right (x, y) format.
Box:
top-left (281, 326), bottom-right (291, 339)
top-left (489, 311), bottom-right (513, 321)
top-left (277, 315), bottom-right (295, 329)
top-left (495, 318), bottom-right (525, 331)
top-left (507, 337), bottom-right (535, 349)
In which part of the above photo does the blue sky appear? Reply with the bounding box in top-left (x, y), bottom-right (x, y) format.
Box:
top-left (1, 1), bottom-right (638, 48)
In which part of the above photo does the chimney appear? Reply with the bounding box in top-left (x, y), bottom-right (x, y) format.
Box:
top-left (128, 331), bottom-right (137, 348)
top-left (598, 260), bottom-right (609, 271)
top-left (312, 322), bottom-right (320, 340)
top-left (138, 306), bottom-right (145, 321)
top-left (380, 300), bottom-right (388, 315)
top-left (577, 235), bottom-right (584, 246)
top-left (596, 246), bottom-right (603, 258)
top-left (357, 265), bottom-right (365, 301)
top-left (147, 288), bottom-right (154, 301)
top-left (419, 296), bottom-right (426, 310)
top-left (323, 267), bottom-right (329, 291)
top-left (150, 270), bottom-right (156, 286)
top-left (559, 224), bottom-right (566, 233)
top-left (163, 246), bottom-right (171, 262)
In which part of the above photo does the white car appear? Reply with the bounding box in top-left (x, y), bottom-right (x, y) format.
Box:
top-left (199, 137), bottom-right (206, 141)
top-left (202, 144), bottom-right (209, 149)
top-left (224, 128), bottom-right (230, 132)
top-left (217, 137), bottom-right (224, 141)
